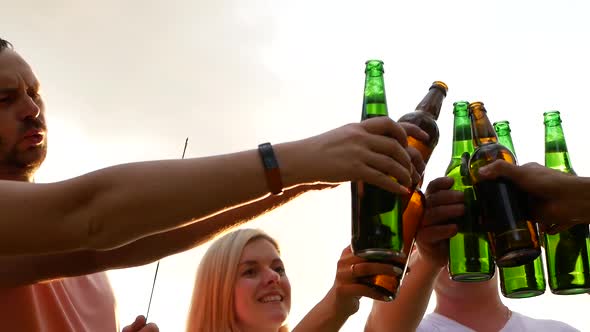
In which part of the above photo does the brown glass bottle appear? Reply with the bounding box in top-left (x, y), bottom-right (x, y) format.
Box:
top-left (396, 81), bottom-right (448, 273)
top-left (467, 102), bottom-right (541, 268)
top-left (397, 82), bottom-right (448, 241)
top-left (398, 81), bottom-right (448, 165)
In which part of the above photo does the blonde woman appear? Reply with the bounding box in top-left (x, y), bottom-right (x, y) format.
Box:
top-left (187, 228), bottom-right (399, 332)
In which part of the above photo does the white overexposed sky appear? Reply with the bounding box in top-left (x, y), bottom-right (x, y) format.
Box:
top-left (2, 0), bottom-right (590, 331)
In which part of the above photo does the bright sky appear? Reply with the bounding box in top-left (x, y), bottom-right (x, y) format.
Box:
top-left (3, 0), bottom-right (590, 331)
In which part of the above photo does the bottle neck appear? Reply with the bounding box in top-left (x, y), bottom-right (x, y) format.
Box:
top-left (544, 124), bottom-right (575, 174)
top-left (470, 108), bottom-right (498, 147)
top-left (415, 87), bottom-right (446, 120)
top-left (497, 133), bottom-right (516, 156)
top-left (362, 73), bottom-right (388, 118)
top-left (450, 113), bottom-right (474, 159)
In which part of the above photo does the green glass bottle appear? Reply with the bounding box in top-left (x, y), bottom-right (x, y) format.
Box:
top-left (494, 120), bottom-right (546, 298)
top-left (446, 101), bottom-right (495, 281)
top-left (467, 102), bottom-right (541, 268)
top-left (543, 111), bottom-right (590, 295)
top-left (351, 60), bottom-right (405, 299)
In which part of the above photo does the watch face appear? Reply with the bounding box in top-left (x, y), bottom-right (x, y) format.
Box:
top-left (260, 143), bottom-right (279, 169)
top-left (259, 143), bottom-right (283, 195)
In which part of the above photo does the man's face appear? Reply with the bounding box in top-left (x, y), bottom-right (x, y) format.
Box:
top-left (0, 49), bottom-right (47, 178)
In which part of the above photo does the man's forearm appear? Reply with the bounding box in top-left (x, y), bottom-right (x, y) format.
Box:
top-left (94, 184), bottom-right (324, 270)
top-left (365, 253), bottom-right (441, 332)
top-left (1, 143), bottom-right (312, 256)
top-left (0, 185), bottom-right (323, 287)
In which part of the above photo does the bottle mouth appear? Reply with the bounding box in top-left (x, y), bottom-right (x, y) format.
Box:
top-left (430, 81), bottom-right (448, 96)
top-left (453, 100), bottom-right (470, 113)
top-left (468, 101), bottom-right (485, 112)
top-left (493, 121), bottom-right (511, 133)
top-left (365, 60), bottom-right (385, 73)
top-left (468, 102), bottom-right (487, 121)
top-left (543, 110), bottom-right (562, 125)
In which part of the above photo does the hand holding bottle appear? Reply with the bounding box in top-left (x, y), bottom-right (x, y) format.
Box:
top-left (478, 161), bottom-right (589, 233)
top-left (415, 177), bottom-right (462, 268)
top-left (292, 246), bottom-right (402, 332)
top-left (290, 116), bottom-right (416, 194)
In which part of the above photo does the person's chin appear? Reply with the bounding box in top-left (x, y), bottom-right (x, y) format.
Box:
top-left (19, 149), bottom-right (46, 166)
top-left (263, 306), bottom-right (289, 324)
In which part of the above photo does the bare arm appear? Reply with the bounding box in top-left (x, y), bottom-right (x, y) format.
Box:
top-left (1, 149), bottom-right (278, 256)
top-left (365, 253), bottom-right (442, 332)
top-left (0, 184), bottom-right (328, 287)
top-left (293, 247), bottom-right (401, 332)
top-left (94, 184), bottom-right (330, 270)
top-left (1, 118), bottom-right (419, 256)
top-left (292, 292), bottom-right (351, 332)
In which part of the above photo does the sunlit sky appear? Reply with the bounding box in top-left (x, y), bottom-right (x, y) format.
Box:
top-left (3, 0), bottom-right (590, 331)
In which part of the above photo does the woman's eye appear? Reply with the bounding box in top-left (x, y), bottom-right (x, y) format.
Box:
top-left (274, 266), bottom-right (286, 275)
top-left (242, 268), bottom-right (256, 277)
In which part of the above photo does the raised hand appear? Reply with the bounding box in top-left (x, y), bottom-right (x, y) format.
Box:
top-left (416, 177), bottom-right (463, 267)
top-left (478, 161), bottom-right (589, 233)
top-left (121, 315), bottom-right (159, 332)
top-left (283, 117), bottom-right (428, 195)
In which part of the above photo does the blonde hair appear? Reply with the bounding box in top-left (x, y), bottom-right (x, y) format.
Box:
top-left (186, 228), bottom-right (289, 332)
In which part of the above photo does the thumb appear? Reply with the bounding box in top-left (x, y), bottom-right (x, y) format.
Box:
top-left (122, 315), bottom-right (146, 332)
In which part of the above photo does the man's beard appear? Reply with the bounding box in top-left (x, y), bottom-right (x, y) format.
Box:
top-left (0, 117), bottom-right (48, 179)
top-left (0, 140), bottom-right (47, 179)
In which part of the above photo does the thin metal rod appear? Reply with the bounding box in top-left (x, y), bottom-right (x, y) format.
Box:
top-left (146, 137), bottom-right (189, 321)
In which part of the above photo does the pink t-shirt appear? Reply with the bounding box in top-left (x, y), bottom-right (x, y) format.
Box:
top-left (0, 272), bottom-right (118, 332)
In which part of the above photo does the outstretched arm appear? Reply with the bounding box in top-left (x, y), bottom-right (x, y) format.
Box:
top-left (1, 118), bottom-right (421, 256)
top-left (0, 184), bottom-right (330, 287)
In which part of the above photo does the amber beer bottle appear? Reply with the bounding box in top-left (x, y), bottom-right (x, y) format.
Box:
top-left (494, 120), bottom-right (546, 298)
top-left (398, 81), bottom-right (448, 165)
top-left (467, 102), bottom-right (540, 267)
top-left (543, 111), bottom-right (590, 294)
top-left (398, 81), bottom-right (448, 258)
top-left (351, 60), bottom-right (405, 299)
top-left (446, 101), bottom-right (495, 281)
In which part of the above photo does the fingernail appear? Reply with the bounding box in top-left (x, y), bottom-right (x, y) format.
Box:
top-left (383, 295), bottom-right (394, 302)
